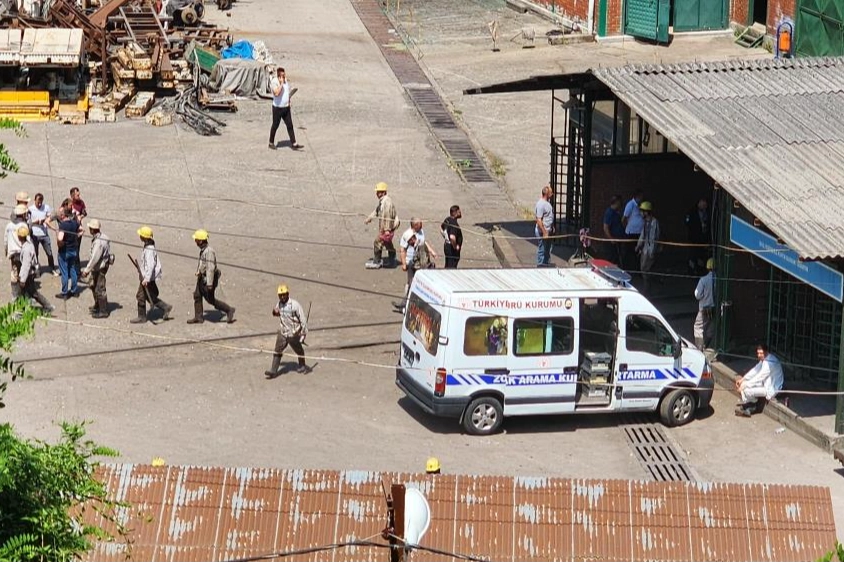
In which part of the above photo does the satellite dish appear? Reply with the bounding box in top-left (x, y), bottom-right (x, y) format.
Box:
top-left (403, 487), bottom-right (431, 546)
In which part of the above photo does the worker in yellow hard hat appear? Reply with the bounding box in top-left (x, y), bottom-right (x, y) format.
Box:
top-left (131, 226), bottom-right (173, 324)
top-left (363, 182), bottom-right (400, 269)
top-left (16, 224), bottom-right (52, 313)
top-left (634, 201), bottom-right (660, 295)
top-left (693, 257), bottom-right (715, 350)
top-left (266, 284), bottom-right (309, 377)
top-left (425, 457), bottom-right (441, 475)
top-left (187, 229), bottom-right (235, 325)
top-left (5, 203), bottom-right (30, 298)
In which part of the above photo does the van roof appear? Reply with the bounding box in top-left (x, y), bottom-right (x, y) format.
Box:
top-left (414, 268), bottom-right (623, 295)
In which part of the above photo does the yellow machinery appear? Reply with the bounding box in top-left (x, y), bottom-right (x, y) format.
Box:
top-left (0, 91), bottom-right (55, 122)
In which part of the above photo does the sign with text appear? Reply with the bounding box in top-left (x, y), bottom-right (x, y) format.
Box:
top-left (730, 216), bottom-right (843, 302)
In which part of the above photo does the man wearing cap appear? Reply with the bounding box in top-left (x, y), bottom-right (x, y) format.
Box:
top-left (55, 207), bottom-right (81, 300)
top-left (17, 225), bottom-right (52, 313)
top-left (187, 229), bottom-right (235, 324)
top-left (131, 226), bottom-right (173, 323)
top-left (693, 258), bottom-right (715, 350)
top-left (10, 191), bottom-right (31, 221)
top-left (81, 219), bottom-right (111, 319)
top-left (364, 182), bottom-right (400, 269)
top-left (635, 201), bottom-right (660, 294)
top-left (28, 193), bottom-right (57, 277)
top-left (5, 204), bottom-right (30, 299)
top-left (266, 284), bottom-right (308, 377)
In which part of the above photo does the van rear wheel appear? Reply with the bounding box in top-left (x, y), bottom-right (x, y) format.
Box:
top-left (463, 396), bottom-right (503, 435)
top-left (659, 389), bottom-right (696, 427)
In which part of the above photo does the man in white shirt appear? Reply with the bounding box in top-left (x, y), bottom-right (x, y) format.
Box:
top-left (735, 343), bottom-right (784, 417)
top-left (268, 67), bottom-right (303, 151)
top-left (394, 219), bottom-right (437, 312)
top-left (622, 189), bottom-right (644, 271)
top-left (28, 193), bottom-right (57, 277)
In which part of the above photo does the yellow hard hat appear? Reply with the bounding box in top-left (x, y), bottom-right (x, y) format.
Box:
top-left (16, 224), bottom-right (29, 238)
top-left (706, 258), bottom-right (714, 270)
top-left (88, 219), bottom-right (101, 230)
top-left (137, 226), bottom-right (154, 239)
top-left (639, 201), bottom-right (653, 212)
top-left (277, 284), bottom-right (289, 295)
top-left (15, 191), bottom-right (29, 203)
top-left (13, 204), bottom-right (27, 216)
top-left (375, 182), bottom-right (388, 192)
top-left (426, 457), bottom-right (441, 473)
top-left (192, 229), bottom-right (209, 241)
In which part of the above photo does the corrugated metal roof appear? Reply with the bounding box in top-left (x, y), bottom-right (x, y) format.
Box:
top-left (413, 268), bottom-right (618, 296)
top-left (87, 463), bottom-right (837, 562)
top-left (593, 57), bottom-right (844, 260)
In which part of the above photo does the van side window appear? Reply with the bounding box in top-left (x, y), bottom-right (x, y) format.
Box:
top-left (464, 316), bottom-right (508, 356)
top-left (404, 292), bottom-right (441, 355)
top-left (625, 315), bottom-right (674, 357)
top-left (514, 318), bottom-right (574, 356)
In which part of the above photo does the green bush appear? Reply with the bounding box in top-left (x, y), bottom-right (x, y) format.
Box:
top-left (0, 422), bottom-right (124, 562)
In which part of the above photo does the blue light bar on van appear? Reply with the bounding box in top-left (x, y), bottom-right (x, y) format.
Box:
top-left (590, 259), bottom-right (633, 287)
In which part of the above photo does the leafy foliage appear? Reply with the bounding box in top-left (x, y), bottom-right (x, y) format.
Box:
top-left (0, 298), bottom-right (43, 409)
top-left (0, 117), bottom-right (23, 179)
top-left (819, 542), bottom-right (844, 561)
top-left (0, 422), bottom-right (125, 562)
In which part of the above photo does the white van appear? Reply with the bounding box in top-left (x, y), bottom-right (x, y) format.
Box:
top-left (395, 267), bottom-right (713, 435)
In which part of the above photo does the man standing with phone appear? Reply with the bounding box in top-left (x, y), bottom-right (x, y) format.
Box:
top-left (268, 67), bottom-right (303, 151)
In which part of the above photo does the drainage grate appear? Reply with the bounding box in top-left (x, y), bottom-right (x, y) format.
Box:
top-left (622, 423), bottom-right (695, 482)
top-left (349, 0), bottom-right (496, 185)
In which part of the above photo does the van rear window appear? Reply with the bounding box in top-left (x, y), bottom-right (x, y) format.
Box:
top-left (404, 292), bottom-right (441, 355)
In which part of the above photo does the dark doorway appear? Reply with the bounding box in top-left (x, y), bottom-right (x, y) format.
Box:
top-left (752, 0), bottom-right (767, 25)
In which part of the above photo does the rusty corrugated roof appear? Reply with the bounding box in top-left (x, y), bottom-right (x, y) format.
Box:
top-left (88, 464), bottom-right (836, 562)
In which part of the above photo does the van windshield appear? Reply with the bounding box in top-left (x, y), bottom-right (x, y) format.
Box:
top-left (404, 292), bottom-right (441, 355)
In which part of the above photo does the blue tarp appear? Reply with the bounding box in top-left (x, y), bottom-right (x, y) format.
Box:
top-left (221, 40), bottom-right (254, 60)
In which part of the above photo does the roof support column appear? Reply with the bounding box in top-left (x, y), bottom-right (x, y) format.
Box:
top-left (836, 312), bottom-right (844, 434)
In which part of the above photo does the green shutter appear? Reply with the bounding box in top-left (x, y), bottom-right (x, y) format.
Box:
top-left (625, 0), bottom-right (671, 41)
top-left (796, 0), bottom-right (844, 57)
top-left (674, 0), bottom-right (727, 31)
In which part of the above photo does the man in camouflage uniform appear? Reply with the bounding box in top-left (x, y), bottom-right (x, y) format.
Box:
top-left (265, 284), bottom-right (309, 377)
top-left (363, 182), bottom-right (400, 269)
top-left (81, 219), bottom-right (111, 319)
top-left (187, 229), bottom-right (235, 324)
top-left (17, 225), bottom-right (52, 312)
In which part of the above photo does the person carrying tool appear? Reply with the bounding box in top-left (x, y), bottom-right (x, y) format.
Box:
top-left (5, 204), bottom-right (30, 299)
top-left (16, 225), bottom-right (52, 313)
top-left (131, 226), bottom-right (173, 324)
top-left (693, 258), bottom-right (715, 350)
top-left (187, 229), bottom-right (235, 324)
top-left (364, 182), bottom-right (400, 269)
top-left (265, 284), bottom-right (309, 377)
top-left (81, 219), bottom-right (112, 319)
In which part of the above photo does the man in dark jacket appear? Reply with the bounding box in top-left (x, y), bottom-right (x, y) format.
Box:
top-left (685, 198), bottom-right (711, 275)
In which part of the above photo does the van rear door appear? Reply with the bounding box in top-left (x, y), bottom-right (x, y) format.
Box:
top-left (400, 290), bottom-right (446, 392)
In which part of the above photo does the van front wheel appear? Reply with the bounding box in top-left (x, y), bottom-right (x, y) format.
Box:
top-left (463, 397), bottom-right (503, 435)
top-left (659, 389), bottom-right (696, 427)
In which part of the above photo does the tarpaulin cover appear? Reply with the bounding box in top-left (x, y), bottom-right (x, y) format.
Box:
top-left (208, 58), bottom-right (272, 98)
top-left (221, 40), bottom-right (254, 60)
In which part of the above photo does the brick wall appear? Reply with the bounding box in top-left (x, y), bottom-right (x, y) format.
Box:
top-left (603, 0), bottom-right (624, 34)
top-left (730, 0), bottom-right (749, 26)
top-left (767, 0), bottom-right (796, 31)
top-left (532, 0), bottom-right (590, 22)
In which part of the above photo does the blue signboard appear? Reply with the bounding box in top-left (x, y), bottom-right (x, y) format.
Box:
top-left (730, 216), bottom-right (844, 302)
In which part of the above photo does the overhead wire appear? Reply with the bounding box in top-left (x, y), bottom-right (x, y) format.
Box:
top-left (7, 169), bottom-right (803, 255)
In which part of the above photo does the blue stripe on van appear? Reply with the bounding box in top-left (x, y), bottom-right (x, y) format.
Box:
top-left (445, 368), bottom-right (701, 386)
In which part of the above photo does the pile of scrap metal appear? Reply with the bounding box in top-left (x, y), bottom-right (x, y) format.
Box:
top-left (0, 0), bottom-right (236, 127)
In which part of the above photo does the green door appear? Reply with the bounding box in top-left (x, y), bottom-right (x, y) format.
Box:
top-left (625, 0), bottom-right (671, 41)
top-left (796, 0), bottom-right (844, 56)
top-left (674, 0), bottom-right (728, 30)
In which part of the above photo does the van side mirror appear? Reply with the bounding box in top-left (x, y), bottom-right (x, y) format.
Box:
top-left (673, 338), bottom-right (682, 359)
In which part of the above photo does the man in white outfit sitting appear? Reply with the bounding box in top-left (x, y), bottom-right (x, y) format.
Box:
top-left (735, 343), bottom-right (784, 417)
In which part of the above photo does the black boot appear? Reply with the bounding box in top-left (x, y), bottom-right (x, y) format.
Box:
top-left (92, 296), bottom-right (109, 319)
top-left (216, 300), bottom-right (236, 323)
top-left (296, 358), bottom-right (310, 374)
top-left (187, 300), bottom-right (204, 324)
top-left (130, 303), bottom-right (147, 324)
top-left (386, 252), bottom-right (397, 268)
top-left (265, 355), bottom-right (281, 377)
top-left (156, 300), bottom-right (173, 321)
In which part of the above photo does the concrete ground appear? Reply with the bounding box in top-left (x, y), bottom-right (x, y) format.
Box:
top-left (1, 0), bottom-right (842, 543)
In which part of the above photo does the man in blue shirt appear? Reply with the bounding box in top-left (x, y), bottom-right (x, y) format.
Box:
top-left (602, 195), bottom-right (625, 268)
top-left (55, 208), bottom-right (80, 299)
